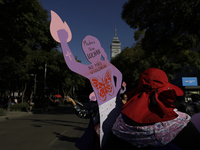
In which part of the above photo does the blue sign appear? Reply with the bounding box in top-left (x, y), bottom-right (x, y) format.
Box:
top-left (182, 77), bottom-right (198, 86)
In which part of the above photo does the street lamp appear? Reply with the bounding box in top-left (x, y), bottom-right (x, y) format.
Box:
top-left (30, 74), bottom-right (37, 95)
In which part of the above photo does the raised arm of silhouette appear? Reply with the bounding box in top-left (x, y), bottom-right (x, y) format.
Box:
top-left (57, 29), bottom-right (90, 76)
top-left (51, 11), bottom-right (110, 77)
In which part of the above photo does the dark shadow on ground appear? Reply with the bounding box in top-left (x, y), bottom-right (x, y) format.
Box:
top-left (53, 132), bottom-right (80, 143)
top-left (17, 115), bottom-right (89, 131)
top-left (29, 119), bottom-right (89, 129)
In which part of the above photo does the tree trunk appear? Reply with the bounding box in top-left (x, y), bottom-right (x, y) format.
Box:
top-left (71, 85), bottom-right (73, 98)
top-left (62, 88), bottom-right (66, 105)
top-left (21, 82), bottom-right (27, 103)
top-left (30, 90), bottom-right (34, 100)
top-left (67, 86), bottom-right (72, 97)
top-left (73, 86), bottom-right (77, 100)
top-left (62, 86), bottom-right (73, 104)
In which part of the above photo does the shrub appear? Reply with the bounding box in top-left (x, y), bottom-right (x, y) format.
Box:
top-left (10, 103), bottom-right (29, 112)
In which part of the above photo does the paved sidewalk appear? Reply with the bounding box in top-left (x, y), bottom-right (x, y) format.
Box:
top-left (0, 110), bottom-right (33, 121)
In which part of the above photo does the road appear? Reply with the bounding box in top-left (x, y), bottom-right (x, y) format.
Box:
top-left (0, 108), bottom-right (90, 150)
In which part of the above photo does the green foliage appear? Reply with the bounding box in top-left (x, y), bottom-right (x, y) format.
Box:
top-left (134, 29), bottom-right (145, 41)
top-left (0, 0), bottom-right (92, 101)
top-left (57, 54), bottom-right (86, 99)
top-left (111, 42), bottom-right (150, 91)
top-left (10, 103), bottom-right (29, 112)
top-left (122, 0), bottom-right (200, 77)
top-left (0, 0), bottom-right (59, 99)
top-left (122, 0), bottom-right (200, 51)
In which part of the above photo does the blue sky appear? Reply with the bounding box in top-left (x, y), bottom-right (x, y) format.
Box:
top-left (40, 0), bottom-right (136, 64)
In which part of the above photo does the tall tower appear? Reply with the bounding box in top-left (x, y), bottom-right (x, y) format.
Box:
top-left (110, 25), bottom-right (121, 59)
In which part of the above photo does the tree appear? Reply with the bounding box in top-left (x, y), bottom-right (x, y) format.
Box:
top-left (41, 50), bottom-right (87, 103)
top-left (122, 0), bottom-right (200, 78)
top-left (0, 0), bottom-right (58, 101)
top-left (58, 54), bottom-right (86, 102)
top-left (111, 41), bottom-right (150, 91)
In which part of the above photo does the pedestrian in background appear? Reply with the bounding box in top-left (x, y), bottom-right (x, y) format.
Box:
top-left (120, 93), bottom-right (128, 104)
top-left (29, 98), bottom-right (34, 113)
top-left (66, 93), bottom-right (100, 150)
top-left (7, 98), bottom-right (11, 111)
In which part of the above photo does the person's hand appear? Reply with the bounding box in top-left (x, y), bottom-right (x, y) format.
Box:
top-left (66, 97), bottom-right (76, 106)
top-left (66, 97), bottom-right (73, 102)
top-left (57, 29), bottom-right (68, 40)
top-left (122, 81), bottom-right (126, 87)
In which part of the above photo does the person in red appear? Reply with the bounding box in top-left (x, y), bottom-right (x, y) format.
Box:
top-left (103, 68), bottom-right (200, 150)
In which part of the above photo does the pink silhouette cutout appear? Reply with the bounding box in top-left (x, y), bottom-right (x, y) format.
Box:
top-left (50, 10), bottom-right (123, 147)
top-left (50, 10), bottom-right (122, 106)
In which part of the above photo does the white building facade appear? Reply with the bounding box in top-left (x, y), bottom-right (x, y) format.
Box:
top-left (110, 26), bottom-right (121, 59)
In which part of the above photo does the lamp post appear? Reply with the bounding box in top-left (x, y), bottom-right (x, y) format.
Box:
top-left (44, 62), bottom-right (47, 97)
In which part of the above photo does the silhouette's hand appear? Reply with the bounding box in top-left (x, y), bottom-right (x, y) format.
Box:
top-left (57, 29), bottom-right (68, 40)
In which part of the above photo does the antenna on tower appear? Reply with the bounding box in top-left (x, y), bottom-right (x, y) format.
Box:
top-left (115, 24), bottom-right (117, 37)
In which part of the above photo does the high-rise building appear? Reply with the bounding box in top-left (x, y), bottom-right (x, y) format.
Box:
top-left (110, 26), bottom-right (121, 59)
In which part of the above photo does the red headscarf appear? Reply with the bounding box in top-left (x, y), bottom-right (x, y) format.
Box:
top-left (122, 68), bottom-right (184, 124)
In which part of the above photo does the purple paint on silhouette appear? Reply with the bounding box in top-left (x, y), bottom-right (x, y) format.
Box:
top-left (66, 51), bottom-right (72, 60)
top-left (82, 36), bottom-right (103, 61)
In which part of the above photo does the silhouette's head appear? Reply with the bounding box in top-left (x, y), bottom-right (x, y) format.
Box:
top-left (82, 35), bottom-right (107, 63)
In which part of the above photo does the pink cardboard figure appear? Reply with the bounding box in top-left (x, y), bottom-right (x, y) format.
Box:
top-left (50, 10), bottom-right (123, 147)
